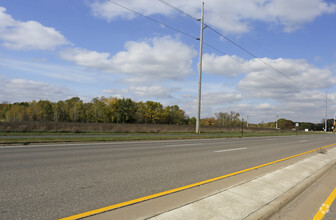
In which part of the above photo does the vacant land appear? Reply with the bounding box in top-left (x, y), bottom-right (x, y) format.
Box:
top-left (0, 121), bottom-right (280, 133)
top-left (0, 122), bottom-right (317, 145)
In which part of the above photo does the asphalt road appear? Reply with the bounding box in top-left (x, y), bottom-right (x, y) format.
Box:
top-left (1, 134), bottom-right (336, 220)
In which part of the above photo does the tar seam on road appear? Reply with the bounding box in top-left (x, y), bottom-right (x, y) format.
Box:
top-left (58, 142), bottom-right (336, 220)
top-left (313, 186), bottom-right (336, 220)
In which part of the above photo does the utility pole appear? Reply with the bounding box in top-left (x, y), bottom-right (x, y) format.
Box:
top-left (196, 2), bottom-right (204, 134)
top-left (246, 115), bottom-right (249, 128)
top-left (325, 91), bottom-right (328, 132)
top-left (241, 118), bottom-right (244, 136)
top-left (333, 112), bottom-right (336, 133)
top-left (276, 115), bottom-right (278, 129)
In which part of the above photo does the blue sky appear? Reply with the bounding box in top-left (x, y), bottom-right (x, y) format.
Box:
top-left (1, 0), bottom-right (336, 123)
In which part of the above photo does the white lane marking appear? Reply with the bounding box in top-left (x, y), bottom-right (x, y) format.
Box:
top-left (299, 140), bottom-right (308, 143)
top-left (214, 147), bottom-right (247, 153)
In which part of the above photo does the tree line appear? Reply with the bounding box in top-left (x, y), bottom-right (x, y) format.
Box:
top-left (0, 97), bottom-right (328, 131)
top-left (0, 97), bottom-right (190, 125)
top-left (0, 97), bottom-right (246, 127)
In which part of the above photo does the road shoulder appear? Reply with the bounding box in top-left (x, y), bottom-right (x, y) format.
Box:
top-left (85, 148), bottom-right (334, 220)
top-left (270, 161), bottom-right (336, 220)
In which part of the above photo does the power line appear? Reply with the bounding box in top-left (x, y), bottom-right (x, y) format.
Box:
top-left (205, 25), bottom-right (300, 84)
top-left (205, 4), bottom-right (277, 59)
top-left (109, 0), bottom-right (302, 92)
top-left (106, 0), bottom-right (198, 41)
top-left (156, 0), bottom-right (303, 89)
top-left (202, 41), bottom-right (300, 92)
top-left (157, 0), bottom-right (199, 21)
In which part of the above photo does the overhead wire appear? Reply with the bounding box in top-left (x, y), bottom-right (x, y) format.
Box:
top-left (205, 25), bottom-right (301, 85)
top-left (203, 41), bottom-right (300, 92)
top-left (205, 4), bottom-right (277, 59)
top-left (157, 0), bottom-right (304, 90)
top-left (107, 0), bottom-right (302, 92)
top-left (157, 0), bottom-right (199, 21)
top-left (106, 0), bottom-right (199, 41)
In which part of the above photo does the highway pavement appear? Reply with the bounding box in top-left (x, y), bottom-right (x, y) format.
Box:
top-left (0, 134), bottom-right (335, 219)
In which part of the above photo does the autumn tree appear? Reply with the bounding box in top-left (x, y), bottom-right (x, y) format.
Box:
top-left (53, 101), bottom-right (67, 122)
top-left (35, 100), bottom-right (53, 121)
top-left (143, 101), bottom-right (164, 124)
top-left (164, 105), bottom-right (188, 125)
top-left (0, 103), bottom-right (10, 121)
top-left (135, 101), bottom-right (146, 124)
top-left (114, 98), bottom-right (137, 123)
top-left (277, 118), bottom-right (295, 130)
top-left (5, 103), bottom-right (28, 122)
top-left (215, 111), bottom-right (241, 127)
top-left (0, 97), bottom-right (190, 125)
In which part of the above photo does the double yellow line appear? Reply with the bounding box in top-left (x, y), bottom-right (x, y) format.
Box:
top-left (60, 143), bottom-right (336, 220)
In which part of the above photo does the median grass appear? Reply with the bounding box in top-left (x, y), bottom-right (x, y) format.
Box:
top-left (0, 131), bottom-right (319, 145)
top-left (0, 121), bottom-right (322, 145)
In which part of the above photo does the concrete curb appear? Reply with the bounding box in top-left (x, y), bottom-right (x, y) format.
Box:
top-left (244, 155), bottom-right (336, 220)
top-left (150, 149), bottom-right (336, 220)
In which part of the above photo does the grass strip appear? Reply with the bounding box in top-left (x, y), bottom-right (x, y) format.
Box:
top-left (0, 132), bottom-right (320, 145)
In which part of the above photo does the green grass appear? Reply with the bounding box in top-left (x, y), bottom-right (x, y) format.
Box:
top-left (0, 131), bottom-right (322, 145)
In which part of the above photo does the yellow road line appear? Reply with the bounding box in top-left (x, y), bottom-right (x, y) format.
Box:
top-left (59, 143), bottom-right (336, 220)
top-left (313, 186), bottom-right (336, 220)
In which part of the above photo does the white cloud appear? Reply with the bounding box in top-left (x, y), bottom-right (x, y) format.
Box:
top-left (0, 7), bottom-right (68, 50)
top-left (89, 0), bottom-right (336, 33)
top-left (177, 89), bottom-right (243, 118)
top-left (0, 7), bottom-right (15, 27)
top-left (131, 85), bottom-right (174, 98)
top-left (221, 91), bottom-right (333, 123)
top-left (202, 54), bottom-right (336, 99)
top-left (60, 36), bottom-right (197, 82)
top-left (239, 58), bottom-right (336, 98)
top-left (266, 0), bottom-right (336, 32)
top-left (90, 0), bottom-right (173, 20)
top-left (203, 92), bottom-right (242, 106)
top-left (256, 103), bottom-right (274, 110)
top-left (203, 53), bottom-right (247, 77)
top-left (0, 58), bottom-right (100, 83)
top-left (0, 77), bottom-right (74, 103)
top-left (182, 54), bottom-right (336, 122)
top-left (102, 85), bottom-right (174, 99)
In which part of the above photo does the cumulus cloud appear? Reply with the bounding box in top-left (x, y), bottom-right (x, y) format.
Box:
top-left (265, 0), bottom-right (336, 32)
top-left (131, 85), bottom-right (174, 98)
top-left (239, 58), bottom-right (336, 98)
top-left (0, 77), bottom-right (73, 103)
top-left (192, 54), bottom-right (336, 122)
top-left (0, 7), bottom-right (68, 50)
top-left (203, 53), bottom-right (247, 77)
top-left (60, 36), bottom-right (197, 82)
top-left (90, 0), bottom-right (173, 20)
top-left (202, 92), bottom-right (242, 106)
top-left (203, 53), bottom-right (336, 98)
top-left (222, 90), bottom-right (335, 123)
top-left (177, 89), bottom-right (243, 118)
top-left (89, 0), bottom-right (336, 33)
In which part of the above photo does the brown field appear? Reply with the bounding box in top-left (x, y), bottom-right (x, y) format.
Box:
top-left (0, 121), bottom-right (281, 134)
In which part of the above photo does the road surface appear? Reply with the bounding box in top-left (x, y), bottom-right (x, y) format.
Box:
top-left (0, 134), bottom-right (335, 219)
